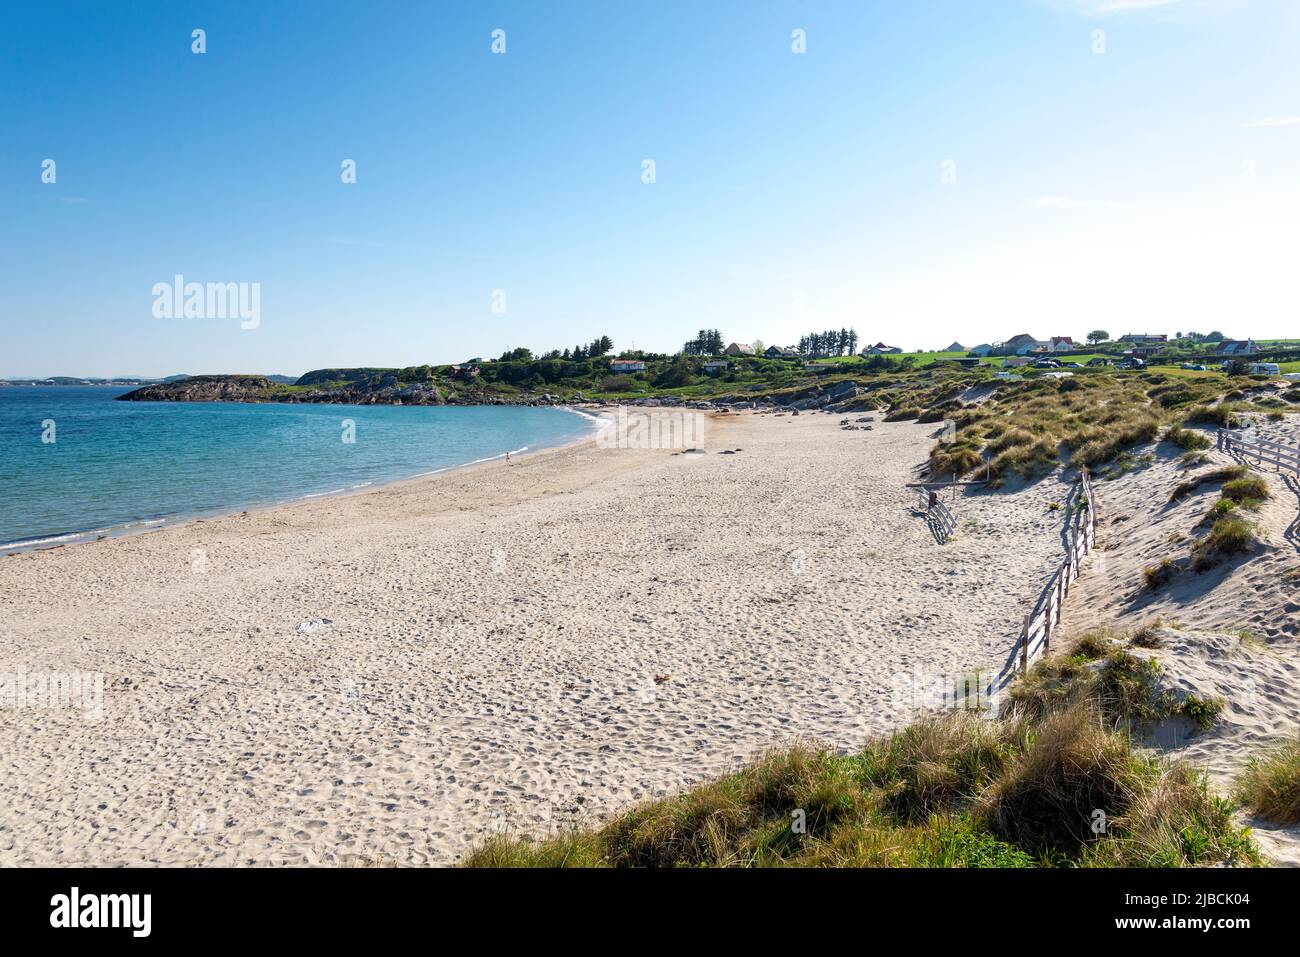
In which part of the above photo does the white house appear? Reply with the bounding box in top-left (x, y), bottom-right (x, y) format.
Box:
top-left (609, 359), bottom-right (646, 373)
top-left (702, 360), bottom-right (729, 374)
top-left (1048, 336), bottom-right (1074, 353)
top-left (969, 343), bottom-right (994, 357)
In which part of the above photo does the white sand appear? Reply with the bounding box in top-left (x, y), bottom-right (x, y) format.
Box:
top-left (0, 411), bottom-right (1073, 865)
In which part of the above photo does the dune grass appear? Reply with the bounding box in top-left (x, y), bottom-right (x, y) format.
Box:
top-left (1169, 465), bottom-right (1248, 502)
top-left (1192, 517), bottom-right (1258, 571)
top-left (1164, 424), bottom-right (1213, 452)
top-left (1220, 475), bottom-right (1270, 507)
top-left (467, 658), bottom-right (1254, 869)
top-left (1236, 741), bottom-right (1300, 825)
top-left (466, 618), bottom-right (1256, 869)
top-left (1006, 634), bottom-right (1222, 735)
top-left (908, 372), bottom-right (1238, 484)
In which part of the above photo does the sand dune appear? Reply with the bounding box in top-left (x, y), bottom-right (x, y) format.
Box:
top-left (1059, 424), bottom-right (1300, 865)
top-left (0, 411), bottom-right (1074, 865)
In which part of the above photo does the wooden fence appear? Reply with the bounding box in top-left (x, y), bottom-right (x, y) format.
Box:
top-left (929, 497), bottom-right (957, 543)
top-left (1219, 429), bottom-right (1300, 475)
top-left (990, 467), bottom-right (1097, 695)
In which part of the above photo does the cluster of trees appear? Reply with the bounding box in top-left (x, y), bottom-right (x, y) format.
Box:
top-left (508, 336), bottom-right (615, 363)
top-left (798, 328), bottom-right (858, 358)
top-left (654, 353), bottom-right (694, 388)
top-left (479, 358), bottom-right (595, 387)
top-left (683, 330), bottom-right (725, 356)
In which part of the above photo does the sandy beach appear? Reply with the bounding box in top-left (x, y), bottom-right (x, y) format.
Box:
top-left (1, 411), bottom-right (1093, 864)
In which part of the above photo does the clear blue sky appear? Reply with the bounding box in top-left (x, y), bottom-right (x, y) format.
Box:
top-left (3, 0), bottom-right (1299, 377)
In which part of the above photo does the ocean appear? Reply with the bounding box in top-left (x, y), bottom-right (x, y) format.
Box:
top-left (0, 386), bottom-right (599, 552)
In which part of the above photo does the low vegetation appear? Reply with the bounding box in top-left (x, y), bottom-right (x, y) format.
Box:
top-left (1142, 558), bottom-right (1180, 591)
top-left (1235, 741), bottom-right (1300, 825)
top-left (1007, 633), bottom-right (1223, 735)
top-left (1192, 517), bottom-right (1258, 571)
top-left (1164, 424), bottom-right (1213, 452)
top-left (1220, 476), bottom-right (1270, 507)
top-left (467, 625), bottom-right (1252, 869)
top-left (911, 371), bottom-right (1247, 484)
top-left (1182, 403), bottom-right (1243, 429)
top-left (1170, 465), bottom-right (1248, 502)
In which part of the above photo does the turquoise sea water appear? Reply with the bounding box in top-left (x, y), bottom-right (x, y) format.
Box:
top-left (0, 386), bottom-right (599, 551)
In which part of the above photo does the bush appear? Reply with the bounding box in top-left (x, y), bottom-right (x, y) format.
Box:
top-left (601, 374), bottom-right (636, 392)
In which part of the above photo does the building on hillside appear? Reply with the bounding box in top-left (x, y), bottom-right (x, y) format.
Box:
top-left (969, 343), bottom-right (994, 357)
top-left (764, 345), bottom-right (800, 358)
top-left (1118, 334), bottom-right (1168, 346)
top-left (723, 342), bottom-right (755, 357)
top-left (609, 359), bottom-right (647, 373)
top-left (1002, 333), bottom-right (1042, 355)
top-left (866, 342), bottom-right (903, 354)
top-left (1048, 336), bottom-right (1074, 352)
top-left (944, 341), bottom-right (966, 352)
top-left (449, 364), bottom-right (480, 379)
top-left (702, 360), bottom-right (729, 375)
top-left (1215, 339), bottom-right (1257, 356)
top-left (1125, 346), bottom-right (1164, 359)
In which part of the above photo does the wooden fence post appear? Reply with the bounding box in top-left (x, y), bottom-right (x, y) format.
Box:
top-left (1020, 614), bottom-right (1030, 673)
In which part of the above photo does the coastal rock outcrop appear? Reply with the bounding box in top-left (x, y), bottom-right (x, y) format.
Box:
top-left (117, 375), bottom-right (277, 402)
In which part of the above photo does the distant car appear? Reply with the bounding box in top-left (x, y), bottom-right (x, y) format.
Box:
top-left (1031, 359), bottom-right (1060, 368)
top-left (1118, 357), bottom-right (1146, 369)
top-left (1065, 362), bottom-right (1084, 368)
top-left (1086, 357), bottom-right (1112, 367)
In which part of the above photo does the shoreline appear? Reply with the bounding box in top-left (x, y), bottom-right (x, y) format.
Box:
top-left (0, 404), bottom-right (612, 557)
